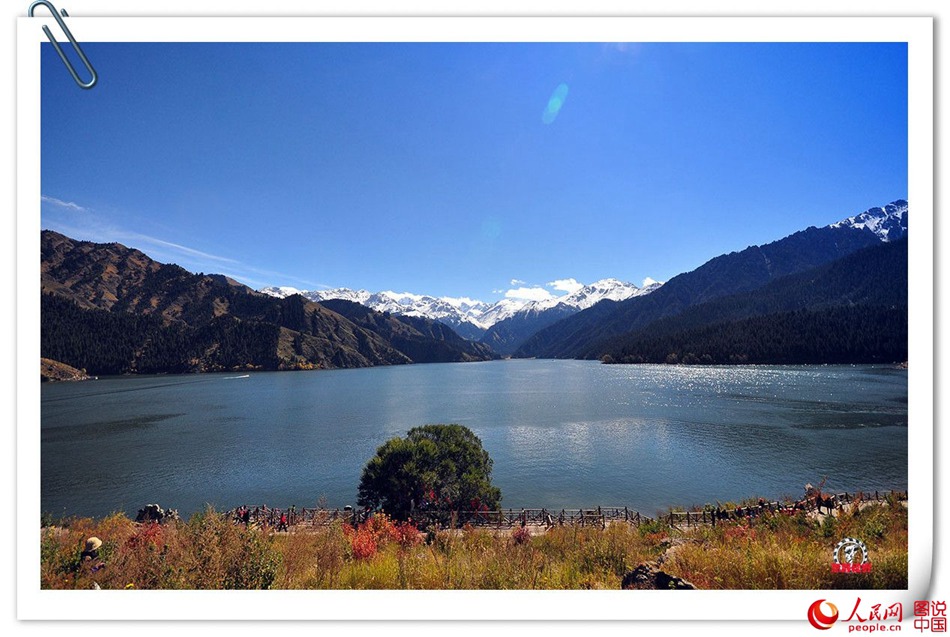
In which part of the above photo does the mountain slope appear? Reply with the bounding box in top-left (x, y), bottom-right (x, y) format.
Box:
top-left (317, 298), bottom-right (496, 363)
top-left (830, 200), bottom-right (908, 242)
top-left (598, 238), bottom-right (908, 364)
top-left (479, 303), bottom-right (578, 356)
top-left (40, 231), bottom-right (489, 374)
top-left (479, 279), bottom-right (661, 355)
top-left (262, 286), bottom-right (494, 338)
top-left (604, 306), bottom-right (907, 366)
top-left (515, 200), bottom-right (907, 359)
top-left (260, 278), bottom-right (656, 341)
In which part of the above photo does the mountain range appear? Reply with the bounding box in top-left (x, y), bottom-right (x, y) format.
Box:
top-left (598, 237), bottom-right (907, 365)
top-left (515, 200), bottom-right (907, 360)
top-left (40, 231), bottom-right (494, 375)
top-left (479, 279), bottom-right (663, 355)
top-left (259, 277), bottom-right (659, 344)
top-left (40, 199), bottom-right (908, 376)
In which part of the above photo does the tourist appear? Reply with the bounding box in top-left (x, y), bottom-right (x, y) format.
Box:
top-left (80, 536), bottom-right (101, 561)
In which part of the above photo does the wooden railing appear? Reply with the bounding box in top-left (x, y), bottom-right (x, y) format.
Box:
top-left (666, 490), bottom-right (907, 529)
top-left (225, 490), bottom-right (906, 530)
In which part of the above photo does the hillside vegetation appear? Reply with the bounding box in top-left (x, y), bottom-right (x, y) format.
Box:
top-left (42, 495), bottom-right (906, 590)
top-left (517, 215), bottom-right (904, 360)
top-left (41, 231), bottom-right (493, 374)
top-left (598, 239), bottom-right (908, 365)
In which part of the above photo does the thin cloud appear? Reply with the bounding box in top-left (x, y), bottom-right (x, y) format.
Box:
top-left (505, 286), bottom-right (556, 302)
top-left (42, 215), bottom-right (325, 290)
top-left (381, 290), bottom-right (426, 302)
top-left (440, 296), bottom-right (485, 308)
top-left (548, 278), bottom-right (584, 294)
top-left (510, 278), bottom-right (526, 286)
top-left (41, 195), bottom-right (86, 212)
top-left (127, 233), bottom-right (239, 265)
top-left (600, 42), bottom-right (646, 60)
top-left (42, 199), bottom-right (237, 268)
top-left (603, 43), bottom-right (643, 55)
top-left (219, 262), bottom-right (327, 291)
top-left (122, 233), bottom-right (328, 289)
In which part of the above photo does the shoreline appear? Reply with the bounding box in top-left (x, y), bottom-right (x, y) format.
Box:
top-left (41, 488), bottom-right (908, 528)
top-left (40, 357), bottom-right (910, 383)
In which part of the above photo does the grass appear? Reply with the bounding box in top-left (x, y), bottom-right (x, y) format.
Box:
top-left (662, 495), bottom-right (908, 589)
top-left (40, 498), bottom-right (907, 590)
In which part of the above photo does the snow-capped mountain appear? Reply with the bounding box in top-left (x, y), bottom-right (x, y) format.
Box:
top-left (259, 278), bottom-right (661, 340)
top-left (830, 199), bottom-right (907, 242)
top-left (259, 285), bottom-right (305, 298)
top-left (259, 287), bottom-right (495, 339)
top-left (359, 291), bottom-right (491, 325)
top-left (523, 278), bottom-right (662, 314)
top-left (471, 298), bottom-right (530, 328)
top-left (477, 279), bottom-right (663, 355)
top-left (260, 198), bottom-right (903, 344)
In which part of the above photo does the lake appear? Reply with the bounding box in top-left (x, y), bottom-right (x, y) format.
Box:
top-left (40, 360), bottom-right (908, 519)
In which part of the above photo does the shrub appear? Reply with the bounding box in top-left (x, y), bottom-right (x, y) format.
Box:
top-left (344, 514), bottom-right (421, 560)
top-left (394, 521), bottom-right (422, 548)
top-left (177, 507), bottom-right (281, 589)
top-left (351, 528), bottom-right (378, 560)
top-left (637, 518), bottom-right (667, 537)
top-left (357, 424), bottom-right (501, 520)
top-left (365, 513), bottom-right (400, 544)
top-left (512, 526), bottom-right (531, 545)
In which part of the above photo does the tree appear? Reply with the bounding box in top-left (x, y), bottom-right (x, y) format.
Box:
top-left (357, 424), bottom-right (502, 520)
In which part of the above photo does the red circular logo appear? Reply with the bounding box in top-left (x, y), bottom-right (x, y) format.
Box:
top-left (808, 599), bottom-right (839, 630)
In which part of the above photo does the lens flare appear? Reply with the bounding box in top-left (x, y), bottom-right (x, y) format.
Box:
top-left (542, 83), bottom-right (569, 124)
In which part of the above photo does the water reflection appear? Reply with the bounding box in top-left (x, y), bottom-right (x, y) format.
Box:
top-left (41, 361), bottom-right (908, 517)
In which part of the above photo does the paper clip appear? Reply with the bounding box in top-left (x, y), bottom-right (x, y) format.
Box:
top-left (28, 0), bottom-right (97, 89)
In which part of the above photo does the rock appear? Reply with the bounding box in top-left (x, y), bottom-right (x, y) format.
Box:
top-left (40, 358), bottom-right (92, 382)
top-left (621, 562), bottom-right (696, 590)
top-left (135, 503), bottom-right (179, 524)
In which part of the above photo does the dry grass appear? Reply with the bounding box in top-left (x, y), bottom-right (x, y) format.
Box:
top-left (661, 497), bottom-right (908, 589)
top-left (41, 499), bottom-right (907, 590)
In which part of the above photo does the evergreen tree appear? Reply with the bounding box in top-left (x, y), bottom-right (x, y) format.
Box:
top-left (357, 424), bottom-right (501, 520)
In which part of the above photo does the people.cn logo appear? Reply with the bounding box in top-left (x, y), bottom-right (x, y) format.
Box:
top-left (808, 599), bottom-right (839, 630)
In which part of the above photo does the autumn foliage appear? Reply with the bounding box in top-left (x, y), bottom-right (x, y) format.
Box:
top-left (40, 497), bottom-right (907, 590)
top-left (343, 513), bottom-right (421, 560)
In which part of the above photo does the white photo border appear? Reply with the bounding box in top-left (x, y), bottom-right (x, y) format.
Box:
top-left (17, 15), bottom-right (934, 622)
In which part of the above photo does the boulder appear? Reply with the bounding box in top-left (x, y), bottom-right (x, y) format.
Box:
top-left (621, 562), bottom-right (696, 590)
top-left (135, 503), bottom-right (179, 524)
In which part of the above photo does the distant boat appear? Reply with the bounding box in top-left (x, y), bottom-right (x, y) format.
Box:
top-left (224, 374), bottom-right (250, 379)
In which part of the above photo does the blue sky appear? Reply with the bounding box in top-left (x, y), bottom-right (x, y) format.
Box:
top-left (41, 42), bottom-right (907, 302)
